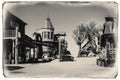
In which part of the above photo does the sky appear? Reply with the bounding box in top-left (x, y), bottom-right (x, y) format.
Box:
top-left (3, 2), bottom-right (118, 56)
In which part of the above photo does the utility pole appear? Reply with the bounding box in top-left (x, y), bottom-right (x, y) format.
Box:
top-left (59, 40), bottom-right (61, 61)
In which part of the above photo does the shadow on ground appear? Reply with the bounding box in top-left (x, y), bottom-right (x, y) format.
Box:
top-left (6, 66), bottom-right (24, 71)
top-left (19, 59), bottom-right (53, 64)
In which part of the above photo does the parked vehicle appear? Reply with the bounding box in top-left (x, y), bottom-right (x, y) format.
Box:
top-left (60, 50), bottom-right (74, 61)
top-left (60, 55), bottom-right (74, 61)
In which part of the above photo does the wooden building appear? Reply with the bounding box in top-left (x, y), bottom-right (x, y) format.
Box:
top-left (3, 12), bottom-right (34, 64)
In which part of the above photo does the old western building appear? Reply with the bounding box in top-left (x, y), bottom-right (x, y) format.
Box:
top-left (33, 17), bottom-right (67, 61)
top-left (3, 12), bottom-right (34, 64)
top-left (41, 17), bottom-right (55, 60)
top-left (3, 11), bottom-right (71, 63)
top-left (33, 17), bottom-right (57, 61)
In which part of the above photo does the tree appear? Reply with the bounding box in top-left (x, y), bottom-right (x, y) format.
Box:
top-left (73, 21), bottom-right (101, 56)
top-left (87, 21), bottom-right (99, 41)
top-left (73, 24), bottom-right (88, 55)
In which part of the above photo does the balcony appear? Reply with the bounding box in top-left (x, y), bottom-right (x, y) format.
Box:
top-left (3, 30), bottom-right (16, 39)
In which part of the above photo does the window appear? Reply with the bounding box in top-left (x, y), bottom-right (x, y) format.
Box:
top-left (51, 32), bottom-right (53, 39)
top-left (42, 32), bottom-right (43, 38)
top-left (44, 32), bottom-right (47, 38)
top-left (48, 32), bottom-right (50, 39)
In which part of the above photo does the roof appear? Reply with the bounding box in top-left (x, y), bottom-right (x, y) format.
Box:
top-left (81, 38), bottom-right (97, 49)
top-left (20, 35), bottom-right (35, 48)
top-left (6, 11), bottom-right (27, 26)
top-left (42, 17), bottom-right (54, 29)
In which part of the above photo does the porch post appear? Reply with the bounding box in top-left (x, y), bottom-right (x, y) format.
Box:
top-left (33, 48), bottom-right (35, 60)
top-left (29, 48), bottom-right (31, 60)
top-left (12, 39), bottom-right (15, 64)
top-left (15, 27), bottom-right (19, 64)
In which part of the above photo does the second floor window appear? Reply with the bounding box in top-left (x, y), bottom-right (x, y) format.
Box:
top-left (48, 32), bottom-right (50, 39)
top-left (44, 32), bottom-right (47, 38)
top-left (51, 32), bottom-right (53, 39)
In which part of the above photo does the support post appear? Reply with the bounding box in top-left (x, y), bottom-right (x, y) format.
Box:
top-left (15, 27), bottom-right (18, 64)
top-left (33, 48), bottom-right (35, 61)
top-left (29, 48), bottom-right (31, 61)
top-left (12, 39), bottom-right (15, 64)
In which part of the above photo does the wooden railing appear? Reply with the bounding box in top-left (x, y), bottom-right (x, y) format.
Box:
top-left (3, 30), bottom-right (16, 38)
